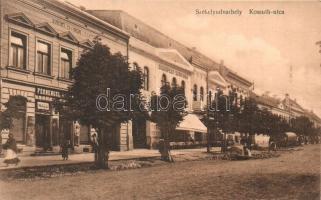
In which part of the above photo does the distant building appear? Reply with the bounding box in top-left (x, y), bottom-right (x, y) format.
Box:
top-left (251, 92), bottom-right (290, 121)
top-left (252, 92), bottom-right (321, 129)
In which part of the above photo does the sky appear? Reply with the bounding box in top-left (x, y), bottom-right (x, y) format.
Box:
top-left (67, 0), bottom-right (321, 117)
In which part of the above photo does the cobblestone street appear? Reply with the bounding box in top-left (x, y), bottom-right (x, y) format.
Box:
top-left (0, 145), bottom-right (320, 200)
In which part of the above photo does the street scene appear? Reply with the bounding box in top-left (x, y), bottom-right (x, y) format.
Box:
top-left (0, 144), bottom-right (320, 199)
top-left (0, 0), bottom-right (320, 199)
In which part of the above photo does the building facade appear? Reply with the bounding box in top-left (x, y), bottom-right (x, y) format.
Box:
top-left (1, 1), bottom-right (254, 154)
top-left (88, 10), bottom-right (253, 149)
top-left (0, 0), bottom-right (132, 153)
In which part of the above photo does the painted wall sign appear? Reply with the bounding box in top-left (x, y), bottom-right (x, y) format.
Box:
top-left (158, 64), bottom-right (188, 79)
top-left (36, 87), bottom-right (65, 98)
top-left (51, 19), bottom-right (95, 38)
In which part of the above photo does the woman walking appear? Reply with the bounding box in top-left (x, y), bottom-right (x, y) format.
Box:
top-left (2, 133), bottom-right (20, 166)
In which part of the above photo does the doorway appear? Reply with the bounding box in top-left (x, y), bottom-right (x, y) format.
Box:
top-left (132, 120), bottom-right (147, 148)
top-left (35, 114), bottom-right (51, 150)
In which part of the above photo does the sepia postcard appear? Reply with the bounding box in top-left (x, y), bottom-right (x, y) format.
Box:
top-left (0, 0), bottom-right (320, 199)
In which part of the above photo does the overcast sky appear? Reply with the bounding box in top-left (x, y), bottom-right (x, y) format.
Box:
top-left (68, 0), bottom-right (321, 116)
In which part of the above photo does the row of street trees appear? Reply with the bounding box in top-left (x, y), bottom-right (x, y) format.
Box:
top-left (54, 39), bottom-right (186, 168)
top-left (203, 88), bottom-right (320, 149)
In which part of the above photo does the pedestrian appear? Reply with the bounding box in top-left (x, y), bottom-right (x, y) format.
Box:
top-left (2, 133), bottom-right (20, 166)
top-left (90, 128), bottom-right (99, 162)
top-left (60, 140), bottom-right (71, 160)
top-left (74, 122), bottom-right (80, 147)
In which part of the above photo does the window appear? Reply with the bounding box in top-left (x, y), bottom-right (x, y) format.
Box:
top-left (36, 41), bottom-right (51, 75)
top-left (200, 87), bottom-right (204, 101)
top-left (161, 74), bottom-right (167, 86)
top-left (181, 80), bottom-right (185, 93)
top-left (10, 32), bottom-right (26, 69)
top-left (143, 67), bottom-right (149, 90)
top-left (193, 84), bottom-right (198, 101)
top-left (171, 77), bottom-right (177, 88)
top-left (60, 48), bottom-right (72, 79)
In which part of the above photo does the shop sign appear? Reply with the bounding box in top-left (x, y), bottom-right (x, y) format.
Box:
top-left (37, 101), bottom-right (50, 111)
top-left (36, 87), bottom-right (65, 98)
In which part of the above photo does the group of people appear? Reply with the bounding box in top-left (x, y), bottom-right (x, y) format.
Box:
top-left (60, 128), bottom-right (99, 161)
top-left (1, 128), bottom-right (99, 166)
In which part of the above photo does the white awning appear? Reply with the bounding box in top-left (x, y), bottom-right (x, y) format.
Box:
top-left (176, 114), bottom-right (207, 133)
top-left (285, 132), bottom-right (297, 138)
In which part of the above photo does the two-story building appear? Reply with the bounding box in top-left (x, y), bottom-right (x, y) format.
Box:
top-left (87, 10), bottom-right (252, 149)
top-left (0, 0), bottom-right (132, 153)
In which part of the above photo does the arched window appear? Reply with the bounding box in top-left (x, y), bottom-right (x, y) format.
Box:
top-left (181, 80), bottom-right (185, 93)
top-left (209, 90), bottom-right (212, 102)
top-left (143, 67), bottom-right (149, 90)
top-left (193, 84), bottom-right (198, 101)
top-left (171, 77), bottom-right (177, 88)
top-left (200, 86), bottom-right (204, 101)
top-left (161, 74), bottom-right (167, 86)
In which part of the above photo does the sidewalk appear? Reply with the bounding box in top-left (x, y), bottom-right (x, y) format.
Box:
top-left (0, 148), bottom-right (210, 170)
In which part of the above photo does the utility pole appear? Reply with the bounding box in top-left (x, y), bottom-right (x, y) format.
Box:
top-left (206, 68), bottom-right (210, 153)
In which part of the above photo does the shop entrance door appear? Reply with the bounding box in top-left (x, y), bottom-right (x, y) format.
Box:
top-left (35, 114), bottom-right (51, 150)
top-left (132, 120), bottom-right (147, 148)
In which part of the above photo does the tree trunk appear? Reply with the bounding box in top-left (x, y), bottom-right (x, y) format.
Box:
top-left (95, 128), bottom-right (109, 169)
top-left (159, 127), bottom-right (174, 162)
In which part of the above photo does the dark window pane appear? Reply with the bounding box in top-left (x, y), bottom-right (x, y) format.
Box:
top-left (18, 47), bottom-right (24, 68)
top-left (11, 46), bottom-right (17, 67)
top-left (37, 53), bottom-right (43, 73)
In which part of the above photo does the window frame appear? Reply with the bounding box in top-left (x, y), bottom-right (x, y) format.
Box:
top-left (171, 77), bottom-right (177, 88)
top-left (193, 84), bottom-right (198, 101)
top-left (200, 86), bottom-right (204, 101)
top-left (161, 74), bottom-right (167, 86)
top-left (9, 29), bottom-right (28, 70)
top-left (181, 80), bottom-right (186, 94)
top-left (143, 66), bottom-right (149, 91)
top-left (35, 39), bottom-right (52, 76)
top-left (59, 46), bottom-right (73, 80)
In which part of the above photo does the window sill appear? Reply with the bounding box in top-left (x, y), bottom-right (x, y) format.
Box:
top-left (33, 72), bottom-right (54, 79)
top-left (6, 66), bottom-right (31, 74)
top-left (58, 77), bottom-right (73, 83)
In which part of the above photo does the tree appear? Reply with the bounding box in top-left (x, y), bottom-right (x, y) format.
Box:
top-left (150, 84), bottom-right (187, 162)
top-left (54, 39), bottom-right (146, 169)
top-left (0, 95), bottom-right (27, 131)
top-left (291, 116), bottom-right (315, 138)
top-left (238, 97), bottom-right (260, 136)
top-left (0, 95), bottom-right (27, 153)
top-left (205, 88), bottom-right (239, 151)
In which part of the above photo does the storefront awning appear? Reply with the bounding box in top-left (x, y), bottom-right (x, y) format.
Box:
top-left (285, 132), bottom-right (297, 138)
top-left (176, 114), bottom-right (207, 133)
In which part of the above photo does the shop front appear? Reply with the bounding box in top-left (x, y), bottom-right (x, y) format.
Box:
top-left (34, 87), bottom-right (90, 153)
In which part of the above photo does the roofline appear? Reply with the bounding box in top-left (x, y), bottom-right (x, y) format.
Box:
top-left (87, 9), bottom-right (220, 70)
top-left (226, 70), bottom-right (253, 87)
top-left (44, 0), bottom-right (130, 40)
